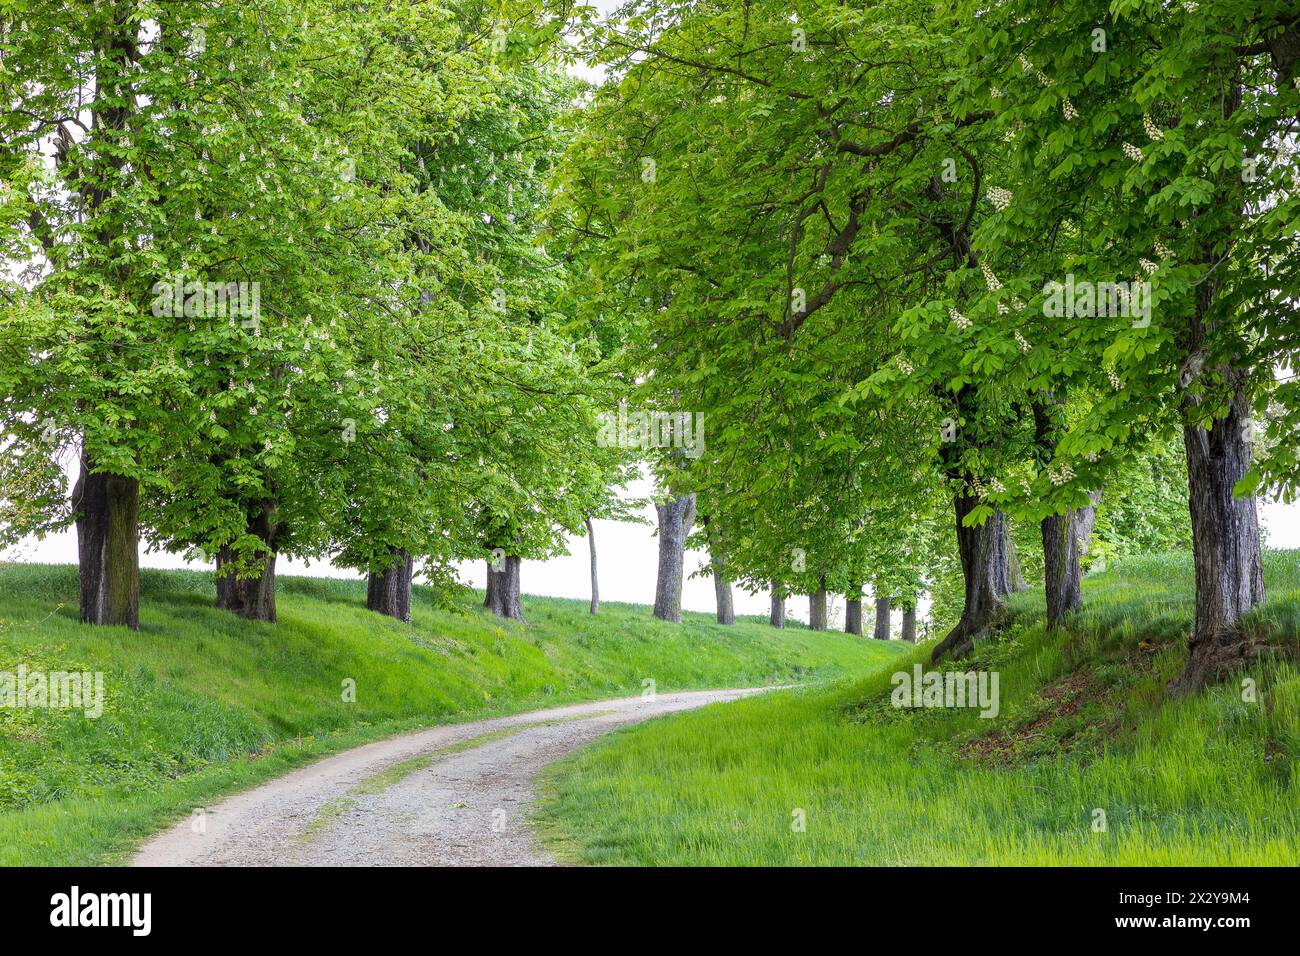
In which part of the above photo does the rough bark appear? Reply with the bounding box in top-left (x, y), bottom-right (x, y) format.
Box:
top-left (1006, 533), bottom-right (1029, 593)
top-left (902, 602), bottom-right (918, 643)
top-left (808, 575), bottom-right (828, 631)
top-left (71, 452), bottom-right (140, 629)
top-left (1165, 117), bottom-right (1266, 693)
top-left (1169, 397), bottom-right (1266, 693)
top-left (1042, 492), bottom-right (1101, 628)
top-left (215, 502), bottom-right (279, 622)
top-left (585, 516), bottom-right (599, 615)
top-left (931, 489), bottom-right (1011, 662)
top-left (367, 549), bottom-right (413, 622)
top-left (845, 595), bottom-right (863, 635)
top-left (713, 570), bottom-right (735, 625)
top-left (769, 584), bottom-right (786, 628)
top-left (653, 491), bottom-right (696, 623)
top-left (874, 594), bottom-right (892, 640)
top-left (703, 517), bottom-right (735, 625)
top-left (485, 555), bottom-right (526, 623)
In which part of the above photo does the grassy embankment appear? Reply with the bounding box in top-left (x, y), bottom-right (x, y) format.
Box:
top-left (0, 563), bottom-right (901, 865)
top-left (536, 551), bottom-right (1300, 865)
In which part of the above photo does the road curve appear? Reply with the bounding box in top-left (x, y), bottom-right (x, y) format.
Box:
top-left (133, 687), bottom-right (771, 867)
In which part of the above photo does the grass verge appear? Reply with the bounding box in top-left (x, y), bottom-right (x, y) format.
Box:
top-left (535, 550), bottom-right (1300, 865)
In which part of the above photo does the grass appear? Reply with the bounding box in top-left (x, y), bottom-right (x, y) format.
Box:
top-left (0, 562), bottom-right (903, 865)
top-left (535, 550), bottom-right (1300, 866)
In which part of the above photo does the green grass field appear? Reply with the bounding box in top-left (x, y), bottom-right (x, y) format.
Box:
top-left (0, 563), bottom-right (901, 865)
top-left (535, 551), bottom-right (1300, 866)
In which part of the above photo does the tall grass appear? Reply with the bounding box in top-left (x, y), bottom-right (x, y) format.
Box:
top-left (535, 550), bottom-right (1300, 865)
top-left (0, 562), bottom-right (902, 864)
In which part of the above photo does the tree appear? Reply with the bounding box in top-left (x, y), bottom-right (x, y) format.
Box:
top-left (953, 0), bottom-right (1298, 689)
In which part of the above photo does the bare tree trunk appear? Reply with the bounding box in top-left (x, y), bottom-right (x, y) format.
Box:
top-left (902, 601), bottom-right (918, 643)
top-left (72, 451), bottom-right (140, 629)
top-left (367, 549), bottom-right (413, 622)
top-left (809, 575), bottom-right (828, 631)
top-left (1169, 392), bottom-right (1265, 693)
top-left (215, 548), bottom-right (277, 622)
top-left (874, 594), bottom-right (892, 640)
top-left (1006, 533), bottom-right (1028, 593)
top-left (713, 570), bottom-right (735, 625)
top-left (585, 515), bottom-right (599, 615)
top-left (769, 584), bottom-right (786, 628)
top-left (703, 517), bottom-right (734, 625)
top-left (932, 488), bottom-right (1011, 662)
top-left (1042, 492), bottom-right (1101, 628)
top-left (845, 592), bottom-right (863, 635)
top-left (653, 491), bottom-right (695, 623)
top-left (215, 501), bottom-right (279, 622)
top-left (486, 554), bottom-right (526, 623)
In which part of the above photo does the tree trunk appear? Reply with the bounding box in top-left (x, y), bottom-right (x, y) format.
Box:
top-left (215, 502), bottom-right (279, 622)
top-left (585, 515), bottom-right (599, 615)
top-left (1169, 404), bottom-right (1265, 693)
top-left (931, 489), bottom-right (1011, 662)
top-left (713, 570), bottom-right (735, 625)
top-left (367, 549), bottom-right (413, 622)
top-left (845, 595), bottom-right (863, 635)
top-left (71, 453), bottom-right (140, 629)
top-left (653, 491), bottom-right (695, 623)
top-left (902, 602), bottom-right (918, 643)
top-left (769, 584), bottom-right (786, 628)
top-left (1006, 533), bottom-right (1028, 593)
top-left (874, 594), bottom-right (892, 640)
top-left (809, 576), bottom-right (828, 631)
top-left (1042, 492), bottom-right (1101, 628)
top-left (215, 548), bottom-right (277, 622)
top-left (484, 557), bottom-right (497, 609)
top-left (485, 554), bottom-right (526, 623)
top-left (704, 519), bottom-right (735, 625)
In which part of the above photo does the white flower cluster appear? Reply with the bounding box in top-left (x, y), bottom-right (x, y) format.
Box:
top-left (981, 263), bottom-right (1002, 291)
top-left (1015, 330), bottom-right (1030, 353)
top-left (1085, 450), bottom-right (1099, 463)
top-left (949, 307), bottom-right (972, 330)
top-left (1142, 113), bottom-right (1164, 142)
top-left (990, 477), bottom-right (1006, 494)
top-left (1107, 368), bottom-right (1122, 390)
top-left (991, 87), bottom-right (1004, 99)
top-left (1048, 463), bottom-right (1075, 486)
top-left (897, 356), bottom-right (914, 374)
top-left (1122, 142), bottom-right (1145, 163)
top-left (1016, 53), bottom-right (1052, 87)
top-left (987, 186), bottom-right (1013, 211)
top-left (1012, 295), bottom-right (1027, 312)
top-left (1154, 240), bottom-right (1173, 260)
top-left (998, 301), bottom-right (1009, 315)
top-left (1021, 477), bottom-right (1034, 497)
top-left (1062, 97), bottom-right (1079, 120)
top-left (1139, 258), bottom-right (1158, 276)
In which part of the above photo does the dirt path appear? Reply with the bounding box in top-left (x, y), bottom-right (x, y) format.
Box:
top-left (133, 687), bottom-right (770, 867)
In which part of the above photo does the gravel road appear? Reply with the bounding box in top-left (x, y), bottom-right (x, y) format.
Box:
top-left (133, 687), bottom-right (770, 867)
